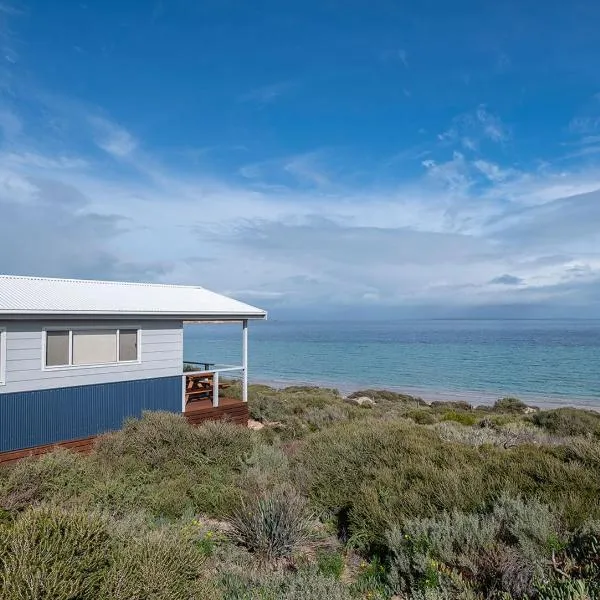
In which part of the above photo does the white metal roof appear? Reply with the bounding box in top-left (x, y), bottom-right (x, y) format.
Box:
top-left (0, 275), bottom-right (267, 320)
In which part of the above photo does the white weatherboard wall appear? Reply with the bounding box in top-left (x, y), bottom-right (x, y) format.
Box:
top-left (0, 320), bottom-right (183, 394)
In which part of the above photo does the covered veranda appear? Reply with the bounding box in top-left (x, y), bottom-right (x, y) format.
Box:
top-left (182, 320), bottom-right (254, 425)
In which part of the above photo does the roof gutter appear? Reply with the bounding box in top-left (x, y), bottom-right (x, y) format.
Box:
top-left (0, 311), bottom-right (267, 321)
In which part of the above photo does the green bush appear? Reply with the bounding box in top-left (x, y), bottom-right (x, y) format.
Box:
top-left (386, 509), bottom-right (499, 592)
top-left (95, 411), bottom-right (254, 471)
top-left (406, 409), bottom-right (437, 425)
top-left (294, 420), bottom-right (600, 547)
top-left (531, 408), bottom-right (600, 438)
top-left (249, 386), bottom-right (342, 422)
top-left (348, 389), bottom-right (426, 405)
top-left (303, 404), bottom-right (351, 430)
top-left (89, 414), bottom-right (254, 517)
top-left (430, 400), bottom-right (473, 411)
top-left (535, 579), bottom-right (594, 600)
top-left (0, 505), bottom-right (112, 599)
top-left (219, 569), bottom-right (354, 600)
top-left (242, 444), bottom-right (290, 495)
top-left (100, 528), bottom-right (205, 600)
top-left (316, 549), bottom-right (345, 579)
top-left (440, 411), bottom-right (478, 426)
top-left (493, 397), bottom-right (531, 414)
top-left (386, 496), bottom-right (560, 598)
top-left (0, 449), bottom-right (90, 511)
top-left (547, 520), bottom-right (600, 589)
top-left (227, 488), bottom-right (313, 560)
top-left (491, 494), bottom-right (560, 561)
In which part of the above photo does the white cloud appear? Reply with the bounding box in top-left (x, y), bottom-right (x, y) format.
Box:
top-left (381, 48), bottom-right (409, 68)
top-left (437, 106), bottom-right (510, 150)
top-left (476, 105), bottom-right (509, 142)
top-left (89, 116), bottom-right (137, 158)
top-left (473, 159), bottom-right (515, 182)
top-left (569, 116), bottom-right (600, 135)
top-left (238, 81), bottom-right (298, 104)
top-left (1, 88), bottom-right (600, 315)
top-left (238, 150), bottom-right (332, 188)
top-left (3, 151), bottom-right (87, 170)
top-left (422, 152), bottom-right (471, 193)
top-left (283, 152), bottom-right (330, 187)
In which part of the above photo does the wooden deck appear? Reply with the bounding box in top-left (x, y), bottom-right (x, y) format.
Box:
top-left (184, 397), bottom-right (249, 426)
top-left (183, 372), bottom-right (248, 426)
top-left (0, 436), bottom-right (96, 466)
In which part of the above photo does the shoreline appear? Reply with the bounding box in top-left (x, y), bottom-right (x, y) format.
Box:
top-left (253, 376), bottom-right (600, 411)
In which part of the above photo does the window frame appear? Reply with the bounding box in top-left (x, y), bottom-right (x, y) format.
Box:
top-left (42, 325), bottom-right (141, 371)
top-left (0, 327), bottom-right (6, 385)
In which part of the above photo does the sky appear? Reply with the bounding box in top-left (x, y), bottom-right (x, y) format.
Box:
top-left (1, 1), bottom-right (600, 318)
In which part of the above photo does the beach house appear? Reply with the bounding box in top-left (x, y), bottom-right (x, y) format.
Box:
top-left (0, 275), bottom-right (266, 462)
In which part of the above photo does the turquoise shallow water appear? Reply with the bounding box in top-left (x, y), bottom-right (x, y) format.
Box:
top-left (184, 320), bottom-right (600, 409)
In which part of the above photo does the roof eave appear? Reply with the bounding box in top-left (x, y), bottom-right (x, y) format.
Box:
top-left (0, 310), bottom-right (267, 321)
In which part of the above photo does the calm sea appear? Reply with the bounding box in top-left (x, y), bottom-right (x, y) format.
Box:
top-left (184, 320), bottom-right (600, 409)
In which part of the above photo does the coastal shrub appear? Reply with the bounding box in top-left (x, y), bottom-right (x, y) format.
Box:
top-left (430, 400), bottom-right (473, 411)
top-left (0, 449), bottom-right (90, 511)
top-left (386, 496), bottom-right (559, 598)
top-left (242, 444), bottom-right (290, 494)
top-left (433, 421), bottom-right (551, 447)
top-left (0, 505), bottom-right (112, 599)
top-left (568, 522), bottom-right (600, 582)
top-left (493, 397), bottom-right (531, 414)
top-left (531, 408), bottom-right (600, 438)
top-left (407, 408), bottom-right (437, 425)
top-left (491, 494), bottom-right (561, 561)
top-left (227, 488), bottom-right (313, 560)
top-left (347, 389), bottom-right (426, 405)
top-left (386, 509), bottom-right (499, 592)
top-left (534, 579), bottom-right (594, 600)
top-left (303, 404), bottom-right (351, 430)
top-left (87, 414), bottom-right (254, 518)
top-left (351, 556), bottom-right (389, 598)
top-left (546, 520), bottom-right (600, 589)
top-left (316, 549), bottom-right (345, 579)
top-left (248, 386), bottom-right (343, 424)
top-left (100, 528), bottom-right (205, 600)
top-left (440, 410), bottom-right (478, 426)
top-left (294, 419), bottom-right (600, 546)
top-left (294, 419), bottom-right (491, 545)
top-left (94, 411), bottom-right (200, 468)
top-left (95, 412), bottom-right (253, 470)
top-left (0, 415), bottom-right (255, 522)
top-left (219, 569), bottom-right (354, 600)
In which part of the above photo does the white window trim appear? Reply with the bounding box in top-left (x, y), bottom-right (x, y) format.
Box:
top-left (0, 327), bottom-right (6, 385)
top-left (42, 325), bottom-right (142, 371)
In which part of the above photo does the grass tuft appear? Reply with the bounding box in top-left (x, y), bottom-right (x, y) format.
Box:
top-left (227, 487), bottom-right (313, 561)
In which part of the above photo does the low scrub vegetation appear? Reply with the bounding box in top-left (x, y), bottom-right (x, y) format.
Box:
top-left (1, 384), bottom-right (599, 598)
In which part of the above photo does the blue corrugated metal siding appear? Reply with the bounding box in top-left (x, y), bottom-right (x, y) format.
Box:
top-left (0, 376), bottom-right (182, 453)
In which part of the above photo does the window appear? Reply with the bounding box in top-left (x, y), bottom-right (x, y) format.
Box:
top-left (73, 330), bottom-right (117, 366)
top-left (44, 328), bottom-right (140, 368)
top-left (46, 330), bottom-right (69, 367)
top-left (119, 329), bottom-right (138, 362)
top-left (0, 328), bottom-right (5, 385)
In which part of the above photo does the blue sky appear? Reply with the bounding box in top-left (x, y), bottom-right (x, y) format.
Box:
top-left (1, 1), bottom-right (600, 317)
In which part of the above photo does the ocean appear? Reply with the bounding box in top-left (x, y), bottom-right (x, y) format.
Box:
top-left (184, 319), bottom-right (600, 409)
